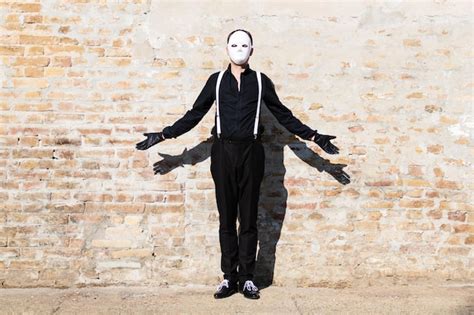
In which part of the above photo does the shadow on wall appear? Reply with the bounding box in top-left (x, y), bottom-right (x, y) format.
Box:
top-left (152, 106), bottom-right (351, 290)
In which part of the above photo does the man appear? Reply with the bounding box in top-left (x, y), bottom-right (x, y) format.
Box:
top-left (135, 29), bottom-right (339, 300)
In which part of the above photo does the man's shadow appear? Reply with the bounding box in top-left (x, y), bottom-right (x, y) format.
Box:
top-left (153, 107), bottom-right (350, 290)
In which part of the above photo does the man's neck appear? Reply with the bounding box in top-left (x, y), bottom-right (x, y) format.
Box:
top-left (230, 62), bottom-right (247, 76)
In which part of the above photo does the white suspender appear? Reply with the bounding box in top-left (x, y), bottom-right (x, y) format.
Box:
top-left (215, 70), bottom-right (262, 139)
top-left (254, 71), bottom-right (262, 138)
top-left (215, 70), bottom-right (225, 138)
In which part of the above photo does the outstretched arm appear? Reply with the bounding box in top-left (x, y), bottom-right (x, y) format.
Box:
top-left (262, 73), bottom-right (339, 154)
top-left (136, 73), bottom-right (216, 151)
top-left (161, 73), bottom-right (217, 139)
top-left (262, 73), bottom-right (316, 141)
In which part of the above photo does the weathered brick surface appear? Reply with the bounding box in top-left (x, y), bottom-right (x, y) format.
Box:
top-left (0, 1), bottom-right (472, 288)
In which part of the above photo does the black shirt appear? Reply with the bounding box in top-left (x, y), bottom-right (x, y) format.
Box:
top-left (162, 63), bottom-right (316, 141)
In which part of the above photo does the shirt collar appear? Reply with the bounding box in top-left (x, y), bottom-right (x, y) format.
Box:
top-left (227, 63), bottom-right (252, 75)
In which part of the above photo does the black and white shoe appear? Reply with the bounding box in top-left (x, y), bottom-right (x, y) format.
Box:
top-left (213, 279), bottom-right (238, 299)
top-left (239, 280), bottom-right (260, 299)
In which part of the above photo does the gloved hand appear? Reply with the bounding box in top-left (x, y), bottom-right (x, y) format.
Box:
top-left (135, 132), bottom-right (166, 150)
top-left (312, 131), bottom-right (339, 155)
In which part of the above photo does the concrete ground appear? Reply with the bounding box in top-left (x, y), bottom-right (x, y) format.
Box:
top-left (0, 284), bottom-right (473, 314)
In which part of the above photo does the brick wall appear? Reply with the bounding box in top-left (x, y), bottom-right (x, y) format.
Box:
top-left (0, 0), bottom-right (472, 288)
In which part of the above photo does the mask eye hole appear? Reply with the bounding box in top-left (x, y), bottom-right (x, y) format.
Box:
top-left (231, 44), bottom-right (237, 47)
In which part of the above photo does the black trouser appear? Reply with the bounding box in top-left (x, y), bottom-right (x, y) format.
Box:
top-left (210, 136), bottom-right (265, 283)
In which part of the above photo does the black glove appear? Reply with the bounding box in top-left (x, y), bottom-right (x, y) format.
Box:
top-left (135, 132), bottom-right (166, 150)
top-left (312, 131), bottom-right (339, 155)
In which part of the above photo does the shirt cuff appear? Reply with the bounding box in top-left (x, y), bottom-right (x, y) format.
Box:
top-left (162, 127), bottom-right (174, 139)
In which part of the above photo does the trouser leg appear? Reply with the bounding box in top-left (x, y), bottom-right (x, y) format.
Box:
top-left (237, 140), bottom-right (265, 283)
top-left (210, 139), bottom-right (239, 283)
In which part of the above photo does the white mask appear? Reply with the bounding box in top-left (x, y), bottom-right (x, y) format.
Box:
top-left (226, 31), bottom-right (253, 65)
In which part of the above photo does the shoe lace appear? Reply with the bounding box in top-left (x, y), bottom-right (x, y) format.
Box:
top-left (243, 280), bottom-right (259, 292)
top-left (216, 279), bottom-right (229, 291)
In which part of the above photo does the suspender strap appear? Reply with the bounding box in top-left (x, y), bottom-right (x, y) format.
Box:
top-left (254, 71), bottom-right (262, 139)
top-left (215, 70), bottom-right (225, 138)
top-left (215, 69), bottom-right (262, 139)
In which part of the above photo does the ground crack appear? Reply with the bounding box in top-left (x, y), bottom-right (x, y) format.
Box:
top-left (51, 294), bottom-right (67, 314)
top-left (291, 294), bottom-right (303, 315)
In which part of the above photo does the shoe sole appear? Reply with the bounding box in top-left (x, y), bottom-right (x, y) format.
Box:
top-left (239, 290), bottom-right (260, 299)
top-left (213, 288), bottom-right (238, 299)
